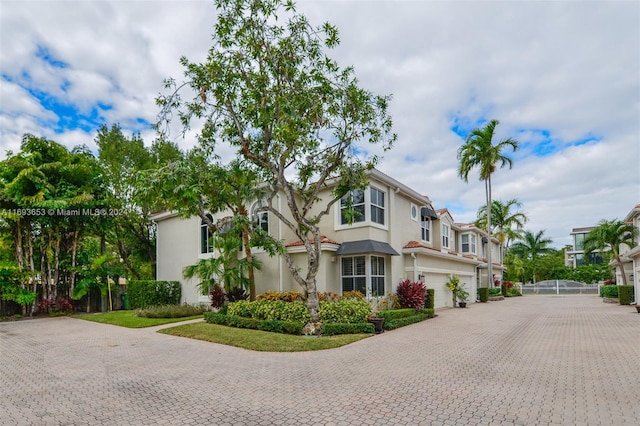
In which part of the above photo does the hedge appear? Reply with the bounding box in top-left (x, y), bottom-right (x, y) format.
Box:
top-left (618, 285), bottom-right (634, 305)
top-left (600, 285), bottom-right (619, 298)
top-left (478, 288), bottom-right (489, 303)
top-left (378, 308), bottom-right (418, 321)
top-left (383, 309), bottom-right (434, 331)
top-left (322, 323), bottom-right (374, 336)
top-left (424, 288), bottom-right (435, 309)
top-left (128, 281), bottom-right (181, 309)
top-left (204, 312), bottom-right (304, 335)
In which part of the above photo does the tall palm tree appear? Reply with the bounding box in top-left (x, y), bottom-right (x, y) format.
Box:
top-left (457, 119), bottom-right (519, 287)
top-left (583, 219), bottom-right (638, 285)
top-left (475, 198), bottom-right (528, 248)
top-left (510, 230), bottom-right (554, 283)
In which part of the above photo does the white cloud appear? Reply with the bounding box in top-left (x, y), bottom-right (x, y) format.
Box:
top-left (1, 0), bottom-right (638, 248)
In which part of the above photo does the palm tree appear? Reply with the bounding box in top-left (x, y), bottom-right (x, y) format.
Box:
top-left (475, 198), bottom-right (528, 248)
top-left (510, 230), bottom-right (555, 283)
top-left (182, 231), bottom-right (262, 295)
top-left (457, 119), bottom-right (519, 287)
top-left (583, 219), bottom-right (638, 285)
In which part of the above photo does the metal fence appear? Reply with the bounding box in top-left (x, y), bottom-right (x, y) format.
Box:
top-left (519, 280), bottom-right (599, 295)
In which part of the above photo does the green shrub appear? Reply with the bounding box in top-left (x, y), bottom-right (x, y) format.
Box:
top-left (618, 285), bottom-right (634, 305)
top-left (204, 312), bottom-right (228, 325)
top-left (424, 288), bottom-right (435, 309)
top-left (478, 288), bottom-right (489, 302)
top-left (128, 281), bottom-right (181, 309)
top-left (227, 300), bottom-right (311, 323)
top-left (256, 290), bottom-right (305, 302)
top-left (135, 304), bottom-right (207, 318)
top-left (488, 288), bottom-right (501, 296)
top-left (600, 285), bottom-right (619, 298)
top-left (383, 311), bottom-right (433, 330)
top-left (318, 299), bottom-right (371, 324)
top-left (322, 323), bottom-right (374, 336)
top-left (227, 300), bottom-right (254, 318)
top-left (208, 313), bottom-right (302, 335)
top-left (377, 308), bottom-right (417, 321)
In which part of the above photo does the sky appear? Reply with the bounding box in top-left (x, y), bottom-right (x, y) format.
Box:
top-left (1, 0), bottom-right (639, 248)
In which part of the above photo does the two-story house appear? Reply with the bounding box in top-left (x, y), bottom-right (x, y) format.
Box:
top-left (565, 227), bottom-right (604, 268)
top-left (153, 169), bottom-right (503, 309)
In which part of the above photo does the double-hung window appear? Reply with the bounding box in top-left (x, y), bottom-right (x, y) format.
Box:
top-left (341, 255), bottom-right (386, 297)
top-left (370, 256), bottom-right (385, 296)
top-left (341, 256), bottom-right (366, 294)
top-left (421, 218), bottom-right (430, 242)
top-left (370, 188), bottom-right (385, 225)
top-left (442, 224), bottom-right (450, 248)
top-left (340, 189), bottom-right (365, 225)
top-left (461, 233), bottom-right (476, 254)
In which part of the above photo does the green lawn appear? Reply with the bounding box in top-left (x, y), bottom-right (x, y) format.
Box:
top-left (159, 322), bottom-right (371, 352)
top-left (75, 310), bottom-right (203, 328)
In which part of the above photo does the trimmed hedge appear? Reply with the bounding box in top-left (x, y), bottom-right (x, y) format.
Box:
top-left (424, 288), bottom-right (435, 309)
top-left (618, 285), bottom-right (634, 305)
top-left (501, 284), bottom-right (509, 297)
top-left (378, 308), bottom-right (418, 321)
top-left (478, 288), bottom-right (489, 303)
top-left (204, 312), bottom-right (304, 335)
top-left (128, 281), bottom-right (181, 309)
top-left (600, 285), bottom-right (619, 298)
top-left (319, 299), bottom-right (372, 323)
top-left (383, 309), bottom-right (434, 331)
top-left (322, 323), bottom-right (374, 336)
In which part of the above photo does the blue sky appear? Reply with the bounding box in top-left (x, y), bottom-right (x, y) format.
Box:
top-left (1, 0), bottom-right (638, 248)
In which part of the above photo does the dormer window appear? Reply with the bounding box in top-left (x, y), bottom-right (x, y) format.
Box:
top-left (442, 224), bottom-right (450, 248)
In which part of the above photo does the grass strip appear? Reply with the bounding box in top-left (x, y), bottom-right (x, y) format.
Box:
top-left (159, 322), bottom-right (371, 352)
top-left (75, 310), bottom-right (202, 328)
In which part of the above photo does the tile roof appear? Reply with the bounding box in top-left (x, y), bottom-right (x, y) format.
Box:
top-left (285, 235), bottom-right (340, 248)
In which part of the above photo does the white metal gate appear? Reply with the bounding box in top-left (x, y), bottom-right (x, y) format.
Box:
top-left (520, 280), bottom-right (599, 295)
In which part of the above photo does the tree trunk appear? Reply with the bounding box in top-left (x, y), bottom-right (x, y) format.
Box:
top-left (617, 257), bottom-right (627, 285)
top-left (241, 227), bottom-right (256, 301)
top-left (305, 277), bottom-right (320, 323)
top-left (486, 174), bottom-right (493, 288)
top-left (70, 230), bottom-right (79, 296)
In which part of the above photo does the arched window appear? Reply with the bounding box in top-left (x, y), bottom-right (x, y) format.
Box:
top-left (200, 214), bottom-right (214, 254)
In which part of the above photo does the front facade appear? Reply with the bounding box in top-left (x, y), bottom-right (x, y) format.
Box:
top-left (154, 169), bottom-right (503, 309)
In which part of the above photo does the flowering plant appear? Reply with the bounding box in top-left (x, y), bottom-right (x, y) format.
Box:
top-left (446, 275), bottom-right (469, 305)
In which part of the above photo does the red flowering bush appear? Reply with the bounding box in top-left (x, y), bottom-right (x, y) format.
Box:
top-left (504, 281), bottom-right (514, 289)
top-left (396, 280), bottom-right (427, 310)
top-left (209, 284), bottom-right (226, 309)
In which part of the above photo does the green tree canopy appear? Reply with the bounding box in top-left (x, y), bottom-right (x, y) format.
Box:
top-left (156, 0), bottom-right (396, 321)
top-left (583, 219), bottom-right (638, 285)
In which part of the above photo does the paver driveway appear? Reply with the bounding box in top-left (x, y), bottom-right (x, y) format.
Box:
top-left (1, 295), bottom-right (639, 426)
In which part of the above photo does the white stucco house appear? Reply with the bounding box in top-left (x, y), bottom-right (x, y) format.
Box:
top-left (152, 169), bottom-right (504, 309)
top-left (621, 204), bottom-right (640, 303)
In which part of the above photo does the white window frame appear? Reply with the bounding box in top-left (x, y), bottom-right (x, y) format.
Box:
top-left (421, 217), bottom-right (431, 243)
top-left (341, 255), bottom-right (386, 297)
top-left (251, 202), bottom-right (269, 234)
top-left (336, 185), bottom-right (388, 230)
top-left (442, 223), bottom-right (450, 248)
top-left (410, 204), bottom-right (419, 222)
top-left (200, 214), bottom-right (215, 255)
top-left (461, 233), bottom-right (476, 254)
top-left (370, 187), bottom-right (385, 225)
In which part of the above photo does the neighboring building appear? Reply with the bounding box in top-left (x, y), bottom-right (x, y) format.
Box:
top-left (621, 204), bottom-right (640, 303)
top-left (565, 227), bottom-right (604, 268)
top-left (153, 169), bottom-right (504, 309)
top-left (565, 204), bottom-right (640, 303)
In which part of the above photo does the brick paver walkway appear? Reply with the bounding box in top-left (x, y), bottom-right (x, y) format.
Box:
top-left (1, 295), bottom-right (639, 425)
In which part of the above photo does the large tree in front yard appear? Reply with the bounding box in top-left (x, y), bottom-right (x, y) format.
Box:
top-left (583, 219), bottom-right (638, 285)
top-left (156, 0), bottom-right (396, 321)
